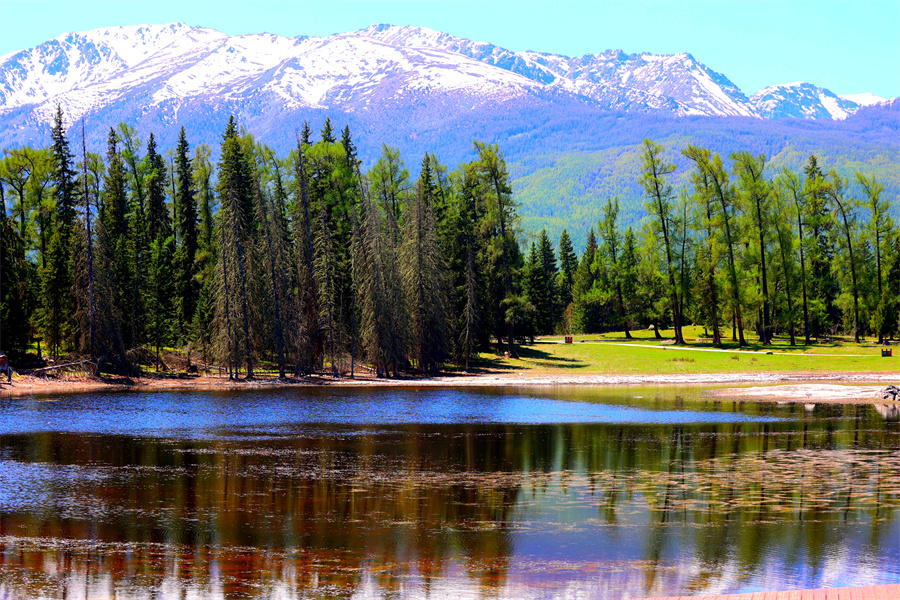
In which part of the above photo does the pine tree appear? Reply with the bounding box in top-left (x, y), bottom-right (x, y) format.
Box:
top-left (291, 137), bottom-right (321, 374)
top-left (214, 117), bottom-right (255, 378)
top-left (0, 194), bottom-right (32, 354)
top-left (803, 155), bottom-right (839, 338)
top-left (599, 198), bottom-right (632, 338)
top-left (524, 241), bottom-right (548, 336)
top-left (145, 133), bottom-right (170, 243)
top-left (475, 141), bottom-right (520, 357)
top-left (253, 174), bottom-right (291, 378)
top-left (574, 229), bottom-right (598, 300)
top-left (619, 228), bottom-right (640, 336)
top-left (41, 105), bottom-right (79, 356)
top-left (118, 123), bottom-right (148, 348)
top-left (557, 230), bottom-right (577, 309)
top-left (771, 186), bottom-right (798, 346)
top-left (401, 165), bottom-right (448, 372)
top-left (537, 229), bottom-right (559, 332)
top-left (173, 127), bottom-right (199, 337)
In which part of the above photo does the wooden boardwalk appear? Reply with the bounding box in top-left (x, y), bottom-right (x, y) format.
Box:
top-left (647, 584), bottom-right (900, 600)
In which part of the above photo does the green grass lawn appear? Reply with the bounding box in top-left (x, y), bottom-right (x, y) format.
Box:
top-left (475, 326), bottom-right (899, 375)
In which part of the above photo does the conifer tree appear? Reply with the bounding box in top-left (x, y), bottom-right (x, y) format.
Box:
top-left (690, 160), bottom-right (723, 345)
top-left (524, 241), bottom-right (549, 336)
top-left (857, 172), bottom-right (893, 343)
top-left (292, 136), bottom-right (321, 374)
top-left (771, 187), bottom-right (798, 345)
top-left (215, 117), bottom-right (255, 377)
top-left (557, 230), bottom-right (577, 310)
top-left (780, 168), bottom-right (812, 344)
top-left (574, 229), bottom-right (598, 300)
top-left (733, 151), bottom-right (773, 344)
top-left (600, 198), bottom-right (632, 338)
top-left (253, 174), bottom-right (290, 378)
top-left (118, 123), bottom-right (148, 348)
top-left (145, 133), bottom-right (170, 243)
top-left (803, 156), bottom-right (839, 338)
top-left (475, 141), bottom-right (520, 357)
top-left (401, 163), bottom-right (448, 372)
top-left (537, 229), bottom-right (559, 331)
top-left (619, 228), bottom-right (640, 336)
top-left (826, 171), bottom-right (862, 342)
top-left (173, 127), bottom-right (199, 336)
top-left (42, 105), bottom-right (79, 356)
top-left (684, 145), bottom-right (747, 346)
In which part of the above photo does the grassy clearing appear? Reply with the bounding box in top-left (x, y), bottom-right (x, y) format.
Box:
top-left (476, 326), bottom-right (899, 375)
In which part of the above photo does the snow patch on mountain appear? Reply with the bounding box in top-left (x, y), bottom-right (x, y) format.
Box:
top-left (839, 92), bottom-right (887, 107)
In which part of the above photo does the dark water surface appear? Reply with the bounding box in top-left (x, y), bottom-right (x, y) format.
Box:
top-left (0, 386), bottom-right (898, 599)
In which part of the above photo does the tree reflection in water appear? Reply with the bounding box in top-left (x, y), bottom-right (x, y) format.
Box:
top-left (0, 389), bottom-right (897, 598)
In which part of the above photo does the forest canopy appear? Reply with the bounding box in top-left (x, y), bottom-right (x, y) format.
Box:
top-left (0, 108), bottom-right (896, 377)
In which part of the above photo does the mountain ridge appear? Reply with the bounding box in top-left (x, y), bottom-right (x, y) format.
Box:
top-left (1, 21), bottom-right (893, 134)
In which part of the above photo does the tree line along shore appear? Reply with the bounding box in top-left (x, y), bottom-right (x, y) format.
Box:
top-left (0, 106), bottom-right (896, 379)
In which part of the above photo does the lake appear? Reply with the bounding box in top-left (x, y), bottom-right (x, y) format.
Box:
top-left (0, 386), bottom-right (898, 598)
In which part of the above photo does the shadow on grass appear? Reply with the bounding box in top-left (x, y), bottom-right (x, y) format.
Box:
top-left (469, 344), bottom-right (589, 372)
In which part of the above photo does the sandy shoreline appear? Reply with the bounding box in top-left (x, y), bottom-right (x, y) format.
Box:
top-left (0, 370), bottom-right (898, 403)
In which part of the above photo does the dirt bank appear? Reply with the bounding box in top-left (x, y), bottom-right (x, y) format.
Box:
top-left (1, 370), bottom-right (898, 402)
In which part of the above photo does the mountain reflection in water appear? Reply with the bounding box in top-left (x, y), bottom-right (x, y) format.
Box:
top-left (0, 387), bottom-right (897, 599)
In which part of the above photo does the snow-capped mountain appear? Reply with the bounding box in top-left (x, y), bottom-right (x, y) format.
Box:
top-left (355, 24), bottom-right (755, 117)
top-left (749, 81), bottom-right (863, 120)
top-left (0, 21), bottom-right (891, 144)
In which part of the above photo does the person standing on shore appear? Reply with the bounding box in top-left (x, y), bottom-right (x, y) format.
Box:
top-left (0, 353), bottom-right (11, 384)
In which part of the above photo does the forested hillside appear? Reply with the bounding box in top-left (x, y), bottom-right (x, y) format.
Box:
top-left (0, 108), bottom-right (897, 377)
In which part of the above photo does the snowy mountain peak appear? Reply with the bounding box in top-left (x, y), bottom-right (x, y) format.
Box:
top-left (0, 22), bottom-right (889, 136)
top-left (750, 81), bottom-right (861, 120)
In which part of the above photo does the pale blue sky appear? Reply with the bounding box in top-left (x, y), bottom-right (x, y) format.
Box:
top-left (1, 0), bottom-right (898, 98)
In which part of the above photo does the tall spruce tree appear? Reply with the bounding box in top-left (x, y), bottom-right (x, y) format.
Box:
top-left (292, 136), bottom-right (321, 374)
top-left (42, 105), bottom-right (79, 356)
top-left (557, 230), bottom-right (577, 310)
top-left (215, 117), bottom-right (255, 377)
top-left (173, 127), bottom-right (199, 337)
top-left (475, 141), bottom-right (520, 357)
top-left (401, 162), bottom-right (448, 372)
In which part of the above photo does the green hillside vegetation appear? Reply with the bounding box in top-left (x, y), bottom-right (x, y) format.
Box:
top-left (511, 136), bottom-right (899, 252)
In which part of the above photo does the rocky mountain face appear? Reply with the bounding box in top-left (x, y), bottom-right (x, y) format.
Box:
top-left (0, 21), bottom-right (890, 146)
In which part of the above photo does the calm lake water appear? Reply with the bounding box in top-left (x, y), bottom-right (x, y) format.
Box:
top-left (0, 386), bottom-right (898, 599)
